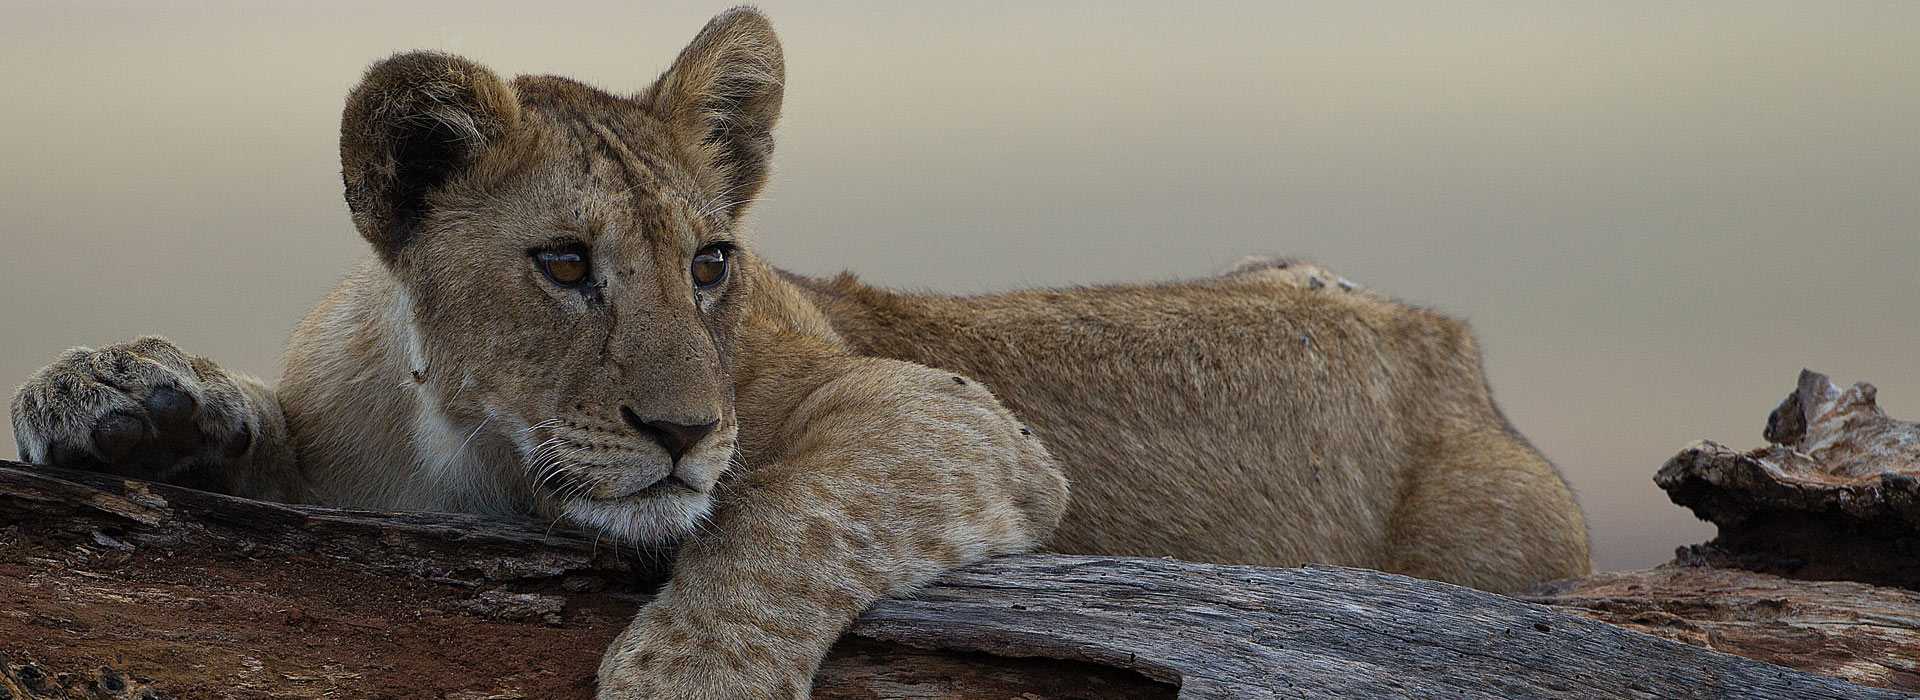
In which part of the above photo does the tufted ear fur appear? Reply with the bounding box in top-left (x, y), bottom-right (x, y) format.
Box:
top-left (339, 51), bottom-right (521, 260)
top-left (640, 7), bottom-right (785, 220)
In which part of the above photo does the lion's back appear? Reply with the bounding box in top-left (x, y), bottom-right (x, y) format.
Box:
top-left (794, 270), bottom-right (1512, 568)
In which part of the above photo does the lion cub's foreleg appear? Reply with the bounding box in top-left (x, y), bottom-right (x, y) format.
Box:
top-left (598, 360), bottom-right (1068, 699)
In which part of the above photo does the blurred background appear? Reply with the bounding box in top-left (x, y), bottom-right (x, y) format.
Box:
top-left (2, 1), bottom-right (1914, 571)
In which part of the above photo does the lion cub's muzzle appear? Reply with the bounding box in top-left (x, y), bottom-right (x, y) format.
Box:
top-left (518, 403), bottom-right (735, 544)
top-left (522, 405), bottom-right (733, 505)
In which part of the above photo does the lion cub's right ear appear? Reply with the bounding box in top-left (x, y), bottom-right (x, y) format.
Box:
top-left (339, 52), bottom-right (520, 261)
top-left (639, 8), bottom-right (784, 222)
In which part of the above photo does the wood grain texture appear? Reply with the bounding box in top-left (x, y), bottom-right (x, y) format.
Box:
top-left (0, 461), bottom-right (1903, 699)
top-left (1525, 566), bottom-right (1920, 692)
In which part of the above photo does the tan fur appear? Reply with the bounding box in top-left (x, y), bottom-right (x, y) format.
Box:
top-left (10, 8), bottom-right (1588, 698)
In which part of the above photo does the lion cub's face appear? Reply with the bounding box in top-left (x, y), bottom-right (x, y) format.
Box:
top-left (401, 97), bottom-right (751, 543)
top-left (336, 14), bottom-right (783, 543)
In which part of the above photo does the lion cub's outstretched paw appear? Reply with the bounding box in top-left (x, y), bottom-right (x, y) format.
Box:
top-left (598, 613), bottom-right (811, 700)
top-left (10, 336), bottom-right (262, 487)
top-left (1222, 255), bottom-right (1364, 293)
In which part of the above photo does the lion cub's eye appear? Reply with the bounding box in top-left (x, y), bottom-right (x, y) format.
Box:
top-left (691, 244), bottom-right (729, 289)
top-left (533, 245), bottom-right (591, 287)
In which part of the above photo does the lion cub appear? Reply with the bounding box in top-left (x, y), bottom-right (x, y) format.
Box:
top-left (10, 8), bottom-right (1588, 698)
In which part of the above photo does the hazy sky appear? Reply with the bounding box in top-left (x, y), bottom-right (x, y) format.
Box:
top-left (2, 1), bottom-right (1915, 571)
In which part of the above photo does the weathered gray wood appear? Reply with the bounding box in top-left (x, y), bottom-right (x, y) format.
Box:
top-left (0, 461), bottom-right (1902, 699)
top-left (858, 558), bottom-right (1918, 699)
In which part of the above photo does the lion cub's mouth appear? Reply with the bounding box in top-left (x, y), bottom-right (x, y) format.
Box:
top-left (554, 485), bottom-right (715, 546)
top-left (564, 471), bottom-right (700, 503)
top-left (629, 474), bottom-right (696, 497)
top-left (517, 430), bottom-right (729, 545)
top-left (530, 450), bottom-right (693, 498)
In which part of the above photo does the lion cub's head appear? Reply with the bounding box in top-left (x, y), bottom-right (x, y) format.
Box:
top-left (336, 9), bottom-right (782, 543)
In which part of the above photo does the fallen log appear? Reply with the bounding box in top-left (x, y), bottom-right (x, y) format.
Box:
top-left (0, 461), bottom-right (1904, 699)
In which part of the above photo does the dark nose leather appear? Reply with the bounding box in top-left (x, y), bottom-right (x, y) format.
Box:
top-left (621, 406), bottom-right (718, 463)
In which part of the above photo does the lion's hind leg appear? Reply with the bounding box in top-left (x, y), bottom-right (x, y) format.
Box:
top-left (1384, 428), bottom-right (1591, 593)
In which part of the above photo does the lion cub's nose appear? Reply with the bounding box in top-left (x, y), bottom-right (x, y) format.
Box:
top-left (620, 406), bottom-right (718, 463)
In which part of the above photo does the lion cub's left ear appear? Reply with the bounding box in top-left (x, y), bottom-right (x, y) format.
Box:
top-left (640, 7), bottom-right (785, 220)
top-left (339, 52), bottom-right (520, 261)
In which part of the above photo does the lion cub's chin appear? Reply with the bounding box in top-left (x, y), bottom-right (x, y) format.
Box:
top-left (558, 492), bottom-right (714, 546)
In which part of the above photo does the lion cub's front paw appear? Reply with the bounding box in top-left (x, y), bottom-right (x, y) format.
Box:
top-left (10, 336), bottom-right (259, 487)
top-left (598, 608), bottom-right (810, 700)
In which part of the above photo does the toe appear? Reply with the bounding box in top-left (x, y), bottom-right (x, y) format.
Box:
top-left (145, 385), bottom-right (199, 429)
top-left (89, 412), bottom-right (149, 465)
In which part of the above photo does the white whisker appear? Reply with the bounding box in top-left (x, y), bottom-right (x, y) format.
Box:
top-left (427, 410), bottom-right (491, 477)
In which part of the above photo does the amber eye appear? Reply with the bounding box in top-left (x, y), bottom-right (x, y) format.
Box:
top-left (533, 245), bottom-right (591, 287)
top-left (691, 244), bottom-right (729, 289)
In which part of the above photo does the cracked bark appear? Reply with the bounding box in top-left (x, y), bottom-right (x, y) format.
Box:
top-left (1655, 371), bottom-right (1920, 590)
